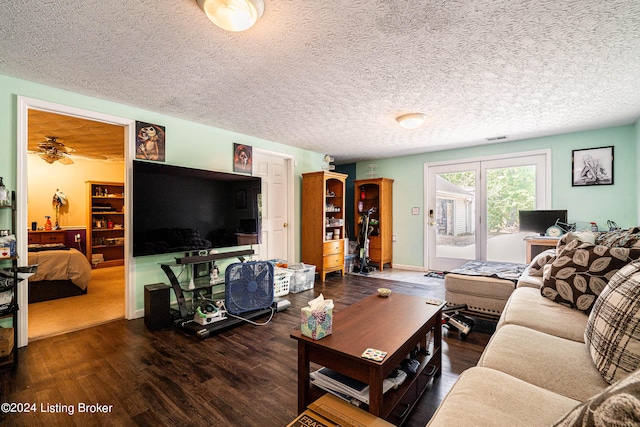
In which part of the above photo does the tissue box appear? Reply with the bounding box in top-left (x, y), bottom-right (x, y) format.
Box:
top-left (301, 306), bottom-right (332, 340)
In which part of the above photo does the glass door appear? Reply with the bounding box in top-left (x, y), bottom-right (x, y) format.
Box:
top-left (426, 153), bottom-right (548, 271)
top-left (427, 162), bottom-right (480, 272)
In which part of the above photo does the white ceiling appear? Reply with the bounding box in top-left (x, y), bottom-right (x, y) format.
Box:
top-left (2, 0), bottom-right (640, 164)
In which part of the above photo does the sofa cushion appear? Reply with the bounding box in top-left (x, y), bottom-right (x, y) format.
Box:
top-left (585, 259), bottom-right (640, 384)
top-left (541, 240), bottom-right (640, 312)
top-left (553, 368), bottom-right (640, 427)
top-left (478, 324), bottom-right (609, 401)
top-left (497, 287), bottom-right (588, 342)
top-left (426, 367), bottom-right (580, 427)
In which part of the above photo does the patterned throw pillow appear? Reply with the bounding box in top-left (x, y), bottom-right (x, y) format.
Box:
top-left (553, 368), bottom-right (640, 426)
top-left (595, 227), bottom-right (640, 248)
top-left (584, 259), bottom-right (640, 384)
top-left (528, 250), bottom-right (556, 277)
top-left (541, 240), bottom-right (640, 312)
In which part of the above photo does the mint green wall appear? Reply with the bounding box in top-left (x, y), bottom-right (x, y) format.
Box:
top-left (356, 125), bottom-right (638, 268)
top-left (0, 74), bottom-right (325, 312)
top-left (637, 118), bottom-right (640, 222)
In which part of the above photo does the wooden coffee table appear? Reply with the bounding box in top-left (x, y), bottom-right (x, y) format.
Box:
top-left (290, 292), bottom-right (443, 425)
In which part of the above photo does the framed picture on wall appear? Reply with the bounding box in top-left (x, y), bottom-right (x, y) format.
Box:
top-left (233, 143), bottom-right (252, 174)
top-left (572, 146), bottom-right (614, 186)
top-left (135, 121), bottom-right (166, 162)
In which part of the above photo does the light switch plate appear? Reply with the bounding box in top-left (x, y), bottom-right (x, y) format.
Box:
top-left (411, 207), bottom-right (420, 215)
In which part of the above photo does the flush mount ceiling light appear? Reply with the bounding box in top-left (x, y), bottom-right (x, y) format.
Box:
top-left (197, 0), bottom-right (265, 32)
top-left (396, 113), bottom-right (426, 129)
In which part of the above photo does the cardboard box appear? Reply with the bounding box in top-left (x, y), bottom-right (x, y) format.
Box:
top-left (0, 328), bottom-right (14, 357)
top-left (301, 306), bottom-right (332, 340)
top-left (287, 394), bottom-right (394, 427)
top-left (0, 246), bottom-right (10, 259)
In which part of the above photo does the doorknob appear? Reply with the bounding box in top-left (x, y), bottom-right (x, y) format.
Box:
top-left (283, 222), bottom-right (288, 228)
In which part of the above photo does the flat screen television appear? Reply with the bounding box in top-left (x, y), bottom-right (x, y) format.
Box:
top-left (518, 209), bottom-right (568, 236)
top-left (133, 161), bottom-right (262, 257)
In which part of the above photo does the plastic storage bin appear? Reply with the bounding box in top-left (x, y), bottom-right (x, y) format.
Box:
top-left (344, 253), bottom-right (356, 274)
top-left (287, 263), bottom-right (316, 293)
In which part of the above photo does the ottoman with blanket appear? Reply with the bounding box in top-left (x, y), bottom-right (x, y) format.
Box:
top-left (444, 260), bottom-right (526, 318)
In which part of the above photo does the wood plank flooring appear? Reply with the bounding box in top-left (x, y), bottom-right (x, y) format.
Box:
top-left (0, 272), bottom-right (493, 426)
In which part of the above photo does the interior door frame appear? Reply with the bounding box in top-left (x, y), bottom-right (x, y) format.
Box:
top-left (424, 149), bottom-right (551, 271)
top-left (16, 96), bottom-right (136, 348)
top-left (252, 148), bottom-right (295, 263)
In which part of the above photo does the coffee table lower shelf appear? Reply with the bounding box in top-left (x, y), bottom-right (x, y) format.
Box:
top-left (308, 349), bottom-right (440, 425)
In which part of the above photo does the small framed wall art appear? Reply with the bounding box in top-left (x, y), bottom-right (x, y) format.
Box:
top-left (571, 146), bottom-right (614, 186)
top-left (233, 143), bottom-right (252, 174)
top-left (135, 121), bottom-right (166, 162)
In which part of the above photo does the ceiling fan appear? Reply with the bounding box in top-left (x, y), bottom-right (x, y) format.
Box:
top-left (34, 136), bottom-right (75, 165)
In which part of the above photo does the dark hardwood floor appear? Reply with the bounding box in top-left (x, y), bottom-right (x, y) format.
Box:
top-left (0, 273), bottom-right (493, 426)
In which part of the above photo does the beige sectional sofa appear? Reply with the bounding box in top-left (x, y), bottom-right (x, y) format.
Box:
top-left (427, 229), bottom-right (640, 426)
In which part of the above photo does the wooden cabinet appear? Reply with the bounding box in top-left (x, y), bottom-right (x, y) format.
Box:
top-left (28, 230), bottom-right (65, 245)
top-left (87, 181), bottom-right (124, 268)
top-left (353, 178), bottom-right (394, 270)
top-left (302, 171), bottom-right (347, 281)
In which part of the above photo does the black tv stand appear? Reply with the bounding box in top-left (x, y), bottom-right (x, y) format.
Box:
top-left (161, 249), bottom-right (286, 339)
top-left (176, 307), bottom-right (274, 339)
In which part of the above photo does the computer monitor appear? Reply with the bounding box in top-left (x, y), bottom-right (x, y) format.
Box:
top-left (518, 210), bottom-right (568, 235)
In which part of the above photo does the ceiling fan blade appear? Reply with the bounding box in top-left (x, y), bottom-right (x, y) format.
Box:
top-left (39, 153), bottom-right (56, 164)
top-left (58, 155), bottom-right (74, 165)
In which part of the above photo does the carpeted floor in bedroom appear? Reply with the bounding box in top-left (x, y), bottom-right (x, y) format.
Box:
top-left (28, 265), bottom-right (124, 340)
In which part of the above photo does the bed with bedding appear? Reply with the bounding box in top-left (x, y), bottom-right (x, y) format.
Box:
top-left (27, 245), bottom-right (92, 303)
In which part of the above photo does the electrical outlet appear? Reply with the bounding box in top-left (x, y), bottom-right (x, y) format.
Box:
top-left (75, 234), bottom-right (81, 242)
top-left (392, 233), bottom-right (397, 242)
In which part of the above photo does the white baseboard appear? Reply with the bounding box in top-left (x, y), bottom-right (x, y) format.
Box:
top-left (388, 263), bottom-right (427, 272)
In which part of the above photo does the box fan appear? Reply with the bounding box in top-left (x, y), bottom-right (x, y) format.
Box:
top-left (225, 261), bottom-right (274, 315)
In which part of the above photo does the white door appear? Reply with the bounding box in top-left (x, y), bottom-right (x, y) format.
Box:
top-left (426, 152), bottom-right (548, 271)
top-left (253, 151), bottom-right (293, 262)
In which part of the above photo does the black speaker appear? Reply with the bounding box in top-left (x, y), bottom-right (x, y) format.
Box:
top-left (144, 283), bottom-right (171, 331)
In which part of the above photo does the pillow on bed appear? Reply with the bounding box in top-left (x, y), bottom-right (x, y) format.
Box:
top-left (541, 239), bottom-right (640, 312)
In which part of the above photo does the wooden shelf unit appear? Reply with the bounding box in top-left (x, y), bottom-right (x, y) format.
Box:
top-left (353, 178), bottom-right (394, 270)
top-left (87, 181), bottom-right (125, 268)
top-left (301, 171), bottom-right (347, 281)
top-left (0, 191), bottom-right (19, 369)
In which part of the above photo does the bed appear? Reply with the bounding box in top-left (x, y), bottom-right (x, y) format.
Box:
top-left (27, 246), bottom-right (92, 303)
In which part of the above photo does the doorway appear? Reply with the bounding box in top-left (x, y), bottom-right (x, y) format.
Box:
top-left (425, 151), bottom-right (550, 272)
top-left (16, 96), bottom-right (135, 347)
top-left (252, 149), bottom-right (295, 263)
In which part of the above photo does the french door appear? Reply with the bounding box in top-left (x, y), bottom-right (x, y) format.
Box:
top-left (426, 152), bottom-right (549, 271)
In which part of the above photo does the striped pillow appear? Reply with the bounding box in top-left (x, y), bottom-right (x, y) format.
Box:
top-left (584, 259), bottom-right (640, 384)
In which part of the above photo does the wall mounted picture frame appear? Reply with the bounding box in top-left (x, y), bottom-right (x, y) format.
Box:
top-left (572, 146), bottom-right (614, 186)
top-left (233, 143), bottom-right (252, 174)
top-left (135, 121), bottom-right (166, 162)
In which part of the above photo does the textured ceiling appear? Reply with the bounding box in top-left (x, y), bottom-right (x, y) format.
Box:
top-left (28, 110), bottom-right (124, 162)
top-left (2, 0), bottom-right (640, 163)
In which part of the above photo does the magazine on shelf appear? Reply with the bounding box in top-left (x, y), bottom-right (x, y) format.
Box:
top-left (310, 367), bottom-right (395, 406)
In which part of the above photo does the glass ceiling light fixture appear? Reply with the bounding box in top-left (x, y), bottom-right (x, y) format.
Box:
top-left (197, 0), bottom-right (265, 32)
top-left (396, 113), bottom-right (426, 129)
